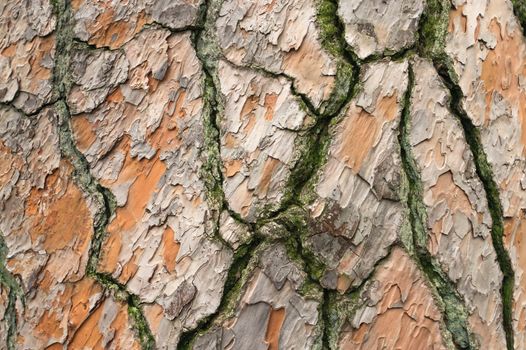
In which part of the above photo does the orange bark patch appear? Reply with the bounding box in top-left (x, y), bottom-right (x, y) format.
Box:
top-left (448, 5), bottom-right (467, 33)
top-left (224, 159), bottom-right (243, 177)
top-left (335, 108), bottom-right (378, 171)
top-left (71, 115), bottom-right (97, 152)
top-left (68, 279), bottom-right (102, 335)
top-left (2, 43), bottom-right (16, 57)
top-left (68, 297), bottom-right (139, 349)
top-left (99, 132), bottom-right (169, 273)
top-left (336, 274), bottom-right (352, 293)
top-left (106, 143), bottom-right (166, 233)
top-left (339, 248), bottom-right (446, 350)
top-left (480, 19), bottom-right (526, 148)
top-left (107, 87), bottom-right (124, 103)
top-left (335, 94), bottom-right (399, 171)
top-left (265, 307), bottom-right (286, 350)
top-left (240, 95), bottom-right (259, 120)
top-left (173, 90), bottom-right (188, 118)
top-left (375, 94), bottom-right (399, 122)
top-left (430, 171), bottom-right (472, 216)
top-left (120, 247), bottom-right (144, 284)
top-left (88, 9), bottom-right (151, 49)
top-left (263, 93), bottom-right (278, 121)
top-left (98, 229), bottom-right (122, 275)
top-left (224, 133), bottom-right (238, 148)
top-left (31, 36), bottom-right (54, 78)
top-left (258, 157), bottom-right (280, 197)
top-left (243, 114), bottom-right (257, 135)
top-left (148, 112), bottom-right (181, 152)
top-left (35, 309), bottom-right (63, 340)
top-left (282, 36), bottom-right (334, 103)
top-left (162, 226), bottom-right (180, 273)
top-left (504, 214), bottom-right (526, 335)
top-left (25, 162), bottom-right (92, 254)
top-left (68, 301), bottom-right (105, 349)
top-left (0, 142), bottom-right (22, 189)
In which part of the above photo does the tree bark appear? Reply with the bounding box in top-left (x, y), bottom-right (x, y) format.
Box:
top-left (1, 0), bottom-right (525, 349)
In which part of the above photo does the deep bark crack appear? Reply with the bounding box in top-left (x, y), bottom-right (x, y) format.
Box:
top-left (398, 64), bottom-right (476, 349)
top-left (51, 1), bottom-right (156, 348)
top-left (0, 234), bottom-right (22, 350)
top-left (414, 0), bottom-right (516, 347)
top-left (434, 61), bottom-right (516, 350)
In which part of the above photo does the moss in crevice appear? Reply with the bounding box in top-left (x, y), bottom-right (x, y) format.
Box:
top-left (51, 0), bottom-right (74, 100)
top-left (511, 0), bottom-right (526, 36)
top-left (273, 206), bottom-right (328, 285)
top-left (51, 0), bottom-right (155, 347)
top-left (316, 0), bottom-right (359, 65)
top-left (0, 234), bottom-right (22, 350)
top-left (56, 100), bottom-right (156, 349)
top-left (176, 234), bottom-right (265, 350)
top-left (322, 287), bottom-right (363, 350)
top-left (417, 0), bottom-right (451, 60)
top-left (434, 62), bottom-right (516, 350)
top-left (315, 0), bottom-right (361, 119)
top-left (398, 64), bottom-right (476, 349)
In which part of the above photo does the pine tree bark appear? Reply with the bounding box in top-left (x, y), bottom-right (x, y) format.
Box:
top-left (1, 0), bottom-right (525, 349)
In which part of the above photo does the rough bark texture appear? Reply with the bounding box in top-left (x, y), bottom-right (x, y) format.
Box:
top-left (1, 0), bottom-right (526, 349)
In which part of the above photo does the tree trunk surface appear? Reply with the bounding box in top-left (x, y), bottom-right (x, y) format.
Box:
top-left (1, 0), bottom-right (526, 349)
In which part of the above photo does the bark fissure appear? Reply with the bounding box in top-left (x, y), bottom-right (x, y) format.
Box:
top-left (415, 0), bottom-right (516, 347)
top-left (0, 234), bottom-right (22, 350)
top-left (398, 64), bottom-right (476, 349)
top-left (511, 0), bottom-right (526, 36)
top-left (434, 62), bottom-right (516, 350)
top-left (50, 1), bottom-right (156, 348)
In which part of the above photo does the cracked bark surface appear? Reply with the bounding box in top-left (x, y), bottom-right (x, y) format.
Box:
top-left (2, 0), bottom-right (526, 349)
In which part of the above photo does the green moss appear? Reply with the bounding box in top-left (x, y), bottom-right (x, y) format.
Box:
top-left (315, 0), bottom-right (360, 119)
top-left (511, 0), bottom-right (526, 35)
top-left (280, 124), bottom-right (330, 212)
top-left (200, 73), bottom-right (225, 212)
top-left (321, 288), bottom-right (361, 350)
top-left (318, 62), bottom-right (355, 117)
top-left (417, 0), bottom-right (450, 60)
top-left (316, 0), bottom-right (357, 63)
top-left (128, 295), bottom-right (156, 350)
top-left (50, 0), bottom-right (74, 100)
top-left (272, 206), bottom-right (327, 284)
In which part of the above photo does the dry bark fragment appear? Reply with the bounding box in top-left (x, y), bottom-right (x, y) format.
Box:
top-left (337, 247), bottom-right (448, 350)
top-left (216, 0), bottom-right (338, 109)
top-left (338, 0), bottom-right (425, 59)
top-left (0, 0), bottom-right (56, 114)
top-left (308, 60), bottom-right (408, 292)
top-left (0, 106), bottom-right (139, 349)
top-left (70, 27), bottom-right (233, 348)
top-left (192, 244), bottom-right (322, 350)
top-left (217, 60), bottom-right (311, 222)
top-left (71, 0), bottom-right (204, 49)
